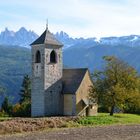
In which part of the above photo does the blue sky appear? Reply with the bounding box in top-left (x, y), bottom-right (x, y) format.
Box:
top-left (0, 0), bottom-right (140, 38)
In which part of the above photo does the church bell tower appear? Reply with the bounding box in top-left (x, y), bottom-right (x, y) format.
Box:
top-left (31, 26), bottom-right (63, 117)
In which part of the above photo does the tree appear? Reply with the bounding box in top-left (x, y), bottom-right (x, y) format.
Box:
top-left (15, 75), bottom-right (31, 117)
top-left (90, 56), bottom-right (140, 115)
top-left (12, 102), bottom-right (31, 117)
top-left (1, 96), bottom-right (13, 115)
top-left (19, 75), bottom-right (31, 104)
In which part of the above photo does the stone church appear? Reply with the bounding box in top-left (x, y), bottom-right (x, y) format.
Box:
top-left (31, 26), bottom-right (97, 117)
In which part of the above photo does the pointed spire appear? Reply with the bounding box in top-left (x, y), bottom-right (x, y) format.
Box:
top-left (46, 19), bottom-right (48, 31)
top-left (31, 20), bottom-right (63, 46)
top-left (45, 19), bottom-right (48, 41)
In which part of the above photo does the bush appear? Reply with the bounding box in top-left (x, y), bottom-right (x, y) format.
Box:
top-left (1, 97), bottom-right (13, 116)
top-left (0, 110), bottom-right (9, 117)
top-left (98, 106), bottom-right (109, 113)
top-left (12, 101), bottom-right (31, 117)
top-left (124, 103), bottom-right (140, 114)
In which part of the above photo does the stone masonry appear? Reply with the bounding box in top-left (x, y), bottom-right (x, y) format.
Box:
top-left (31, 29), bottom-right (63, 117)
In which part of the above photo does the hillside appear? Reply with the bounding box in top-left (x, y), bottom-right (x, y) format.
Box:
top-left (0, 45), bottom-right (31, 103)
top-left (0, 44), bottom-right (140, 103)
top-left (0, 28), bottom-right (140, 103)
top-left (64, 44), bottom-right (140, 72)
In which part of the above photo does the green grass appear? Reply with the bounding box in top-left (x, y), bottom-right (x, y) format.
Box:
top-left (78, 113), bottom-right (140, 126)
top-left (0, 117), bottom-right (11, 121)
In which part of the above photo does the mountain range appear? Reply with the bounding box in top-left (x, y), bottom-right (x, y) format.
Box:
top-left (0, 27), bottom-right (140, 103)
top-left (55, 31), bottom-right (140, 72)
top-left (1, 28), bottom-right (140, 48)
top-left (0, 27), bottom-right (38, 47)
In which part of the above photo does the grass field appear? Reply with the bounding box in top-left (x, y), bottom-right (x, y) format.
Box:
top-left (0, 113), bottom-right (139, 134)
top-left (78, 113), bottom-right (140, 126)
top-left (0, 117), bottom-right (11, 121)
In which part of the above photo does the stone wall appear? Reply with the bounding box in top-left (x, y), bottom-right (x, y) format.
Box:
top-left (31, 44), bottom-right (45, 117)
top-left (64, 94), bottom-right (76, 116)
top-left (31, 44), bottom-right (63, 117)
top-left (44, 46), bottom-right (63, 116)
top-left (44, 80), bottom-right (63, 116)
top-left (76, 70), bottom-right (97, 116)
top-left (44, 47), bottom-right (62, 89)
top-left (76, 100), bottom-right (85, 115)
top-left (88, 105), bottom-right (98, 116)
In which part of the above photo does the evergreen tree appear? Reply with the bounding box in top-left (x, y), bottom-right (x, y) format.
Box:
top-left (1, 96), bottom-right (13, 115)
top-left (14, 75), bottom-right (31, 117)
top-left (19, 75), bottom-right (31, 104)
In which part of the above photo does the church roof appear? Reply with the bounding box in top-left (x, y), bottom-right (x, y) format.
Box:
top-left (62, 68), bottom-right (88, 94)
top-left (31, 29), bottom-right (63, 46)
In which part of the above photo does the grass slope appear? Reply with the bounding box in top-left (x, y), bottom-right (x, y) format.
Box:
top-left (78, 113), bottom-right (140, 126)
top-left (0, 113), bottom-right (139, 134)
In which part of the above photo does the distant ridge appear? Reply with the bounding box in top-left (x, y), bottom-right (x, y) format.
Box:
top-left (0, 27), bottom-right (140, 48)
top-left (0, 27), bottom-right (38, 47)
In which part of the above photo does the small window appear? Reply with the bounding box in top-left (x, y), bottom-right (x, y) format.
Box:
top-left (35, 50), bottom-right (41, 63)
top-left (50, 50), bottom-right (57, 63)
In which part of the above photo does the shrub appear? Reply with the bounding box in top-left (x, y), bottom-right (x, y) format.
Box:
top-left (0, 110), bottom-right (9, 117)
top-left (1, 97), bottom-right (13, 116)
top-left (12, 101), bottom-right (31, 117)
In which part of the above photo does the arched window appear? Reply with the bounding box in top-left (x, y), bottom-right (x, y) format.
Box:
top-left (35, 50), bottom-right (41, 63)
top-left (50, 50), bottom-right (57, 63)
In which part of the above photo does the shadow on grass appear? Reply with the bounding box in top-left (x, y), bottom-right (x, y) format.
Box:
top-left (113, 115), bottom-right (125, 118)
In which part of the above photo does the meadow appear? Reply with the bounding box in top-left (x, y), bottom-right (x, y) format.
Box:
top-left (78, 113), bottom-right (140, 126)
top-left (0, 113), bottom-right (140, 134)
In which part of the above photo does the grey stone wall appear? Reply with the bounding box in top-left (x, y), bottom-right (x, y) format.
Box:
top-left (44, 80), bottom-right (63, 116)
top-left (31, 44), bottom-right (63, 117)
top-left (72, 95), bottom-right (76, 115)
top-left (31, 44), bottom-right (45, 117)
top-left (44, 46), bottom-right (63, 116)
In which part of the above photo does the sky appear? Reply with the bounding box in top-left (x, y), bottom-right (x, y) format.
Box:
top-left (0, 0), bottom-right (140, 38)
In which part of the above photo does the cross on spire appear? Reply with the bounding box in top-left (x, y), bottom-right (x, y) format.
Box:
top-left (46, 19), bottom-right (48, 31)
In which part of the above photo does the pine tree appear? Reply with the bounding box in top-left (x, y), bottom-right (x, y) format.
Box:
top-left (19, 75), bottom-right (31, 104)
top-left (1, 96), bottom-right (13, 115)
top-left (14, 75), bottom-right (32, 117)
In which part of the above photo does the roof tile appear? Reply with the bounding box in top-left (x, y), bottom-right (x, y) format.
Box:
top-left (62, 68), bottom-right (88, 94)
top-left (31, 30), bottom-right (63, 46)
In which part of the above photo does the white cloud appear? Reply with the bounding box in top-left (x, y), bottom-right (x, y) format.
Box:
top-left (0, 0), bottom-right (140, 37)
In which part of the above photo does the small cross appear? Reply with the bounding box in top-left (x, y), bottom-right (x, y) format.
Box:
top-left (46, 19), bottom-right (48, 31)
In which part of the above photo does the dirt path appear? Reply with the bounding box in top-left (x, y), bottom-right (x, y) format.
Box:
top-left (0, 124), bottom-right (140, 140)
